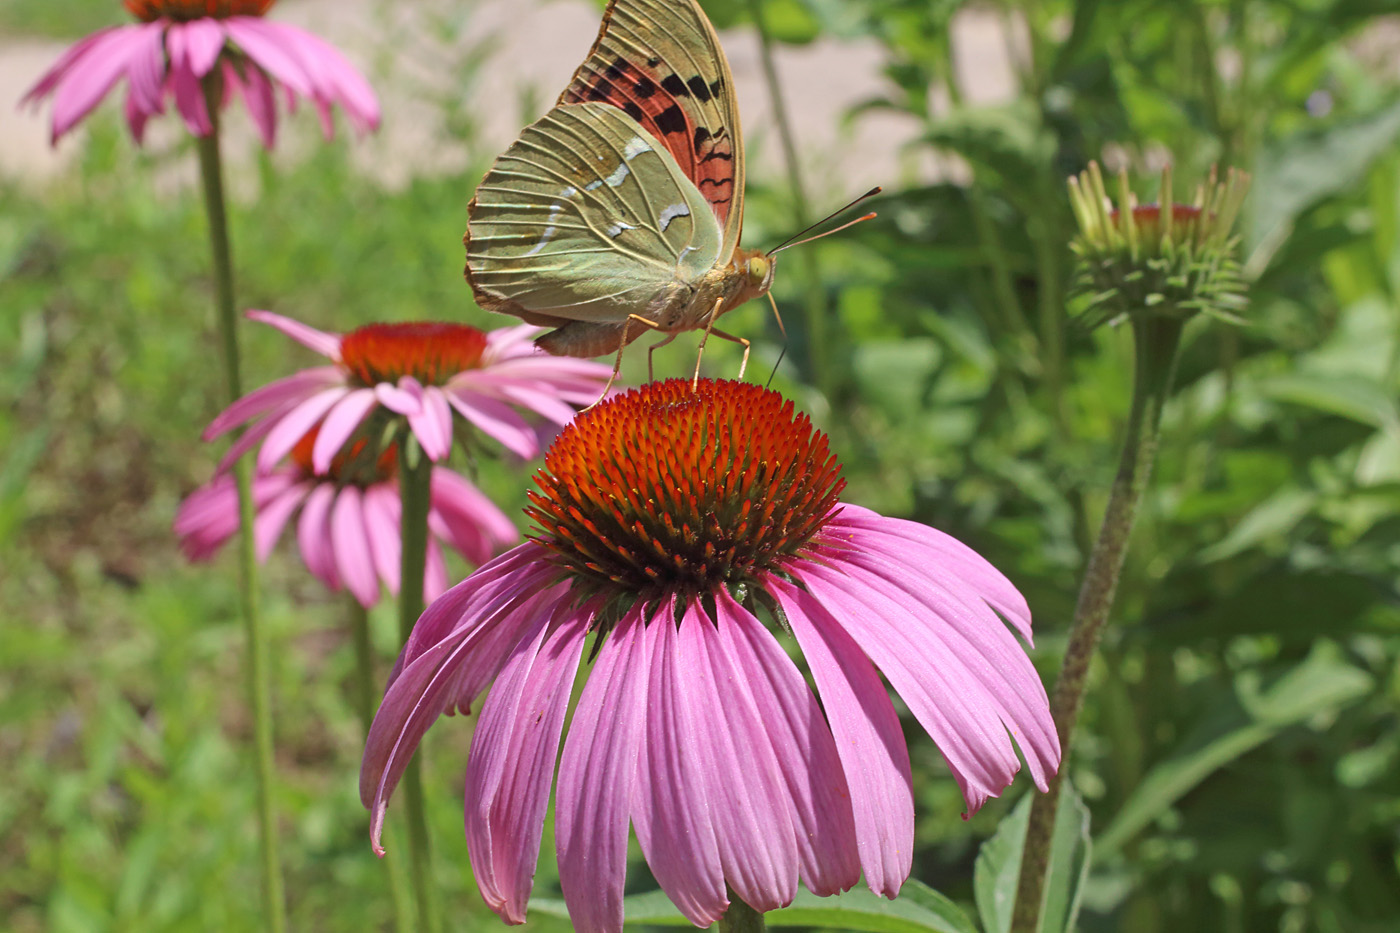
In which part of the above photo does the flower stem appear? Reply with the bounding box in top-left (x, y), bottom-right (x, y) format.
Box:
top-left (719, 894), bottom-right (768, 933)
top-left (396, 444), bottom-right (441, 933)
top-left (194, 94), bottom-right (287, 933)
top-left (349, 600), bottom-right (416, 933)
top-left (1009, 316), bottom-right (1183, 933)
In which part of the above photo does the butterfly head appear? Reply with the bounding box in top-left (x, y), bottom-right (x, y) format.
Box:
top-left (734, 247), bottom-right (776, 304)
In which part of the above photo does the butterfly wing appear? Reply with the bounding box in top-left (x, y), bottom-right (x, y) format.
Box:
top-left (560, 0), bottom-right (746, 258)
top-left (466, 101), bottom-right (722, 327)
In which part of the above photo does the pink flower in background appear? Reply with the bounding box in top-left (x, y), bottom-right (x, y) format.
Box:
top-left (205, 312), bottom-right (613, 473)
top-left (176, 428), bottom-right (516, 609)
top-left (21, 0), bottom-right (379, 147)
top-left (361, 379), bottom-right (1060, 932)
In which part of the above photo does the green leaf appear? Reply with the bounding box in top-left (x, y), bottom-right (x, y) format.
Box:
top-left (1095, 644), bottom-right (1373, 858)
top-left (531, 882), bottom-right (978, 932)
top-left (1196, 488), bottom-right (1317, 563)
top-left (1261, 373), bottom-right (1400, 433)
top-left (974, 784), bottom-right (1091, 933)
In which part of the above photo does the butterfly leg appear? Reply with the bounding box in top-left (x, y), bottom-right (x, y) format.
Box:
top-left (691, 296), bottom-right (728, 390)
top-left (647, 332), bottom-right (680, 381)
top-left (706, 327), bottom-right (752, 382)
top-left (592, 314), bottom-right (666, 407)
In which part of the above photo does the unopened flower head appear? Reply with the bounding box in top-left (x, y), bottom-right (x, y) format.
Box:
top-left (175, 426), bottom-right (517, 609)
top-left (22, 0), bottom-right (378, 146)
top-left (361, 379), bottom-right (1059, 933)
top-left (1068, 162), bottom-right (1250, 330)
top-left (202, 312), bottom-right (613, 476)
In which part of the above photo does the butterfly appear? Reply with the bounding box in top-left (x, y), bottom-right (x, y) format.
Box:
top-left (464, 0), bottom-right (775, 373)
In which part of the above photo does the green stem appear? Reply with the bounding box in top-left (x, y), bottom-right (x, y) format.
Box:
top-left (194, 88), bottom-right (287, 933)
top-left (349, 601), bottom-right (416, 933)
top-left (397, 444), bottom-right (441, 933)
top-left (1009, 316), bottom-right (1183, 933)
top-left (745, 0), bottom-right (827, 392)
top-left (718, 894), bottom-right (767, 933)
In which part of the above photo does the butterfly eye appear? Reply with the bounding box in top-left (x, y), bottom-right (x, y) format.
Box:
top-left (747, 255), bottom-right (770, 286)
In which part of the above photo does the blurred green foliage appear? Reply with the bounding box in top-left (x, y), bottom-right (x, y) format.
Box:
top-left (3, 0), bottom-right (1399, 931)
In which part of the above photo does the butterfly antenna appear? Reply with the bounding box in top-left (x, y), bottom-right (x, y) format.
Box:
top-left (765, 292), bottom-right (788, 388)
top-left (767, 186), bottom-right (882, 256)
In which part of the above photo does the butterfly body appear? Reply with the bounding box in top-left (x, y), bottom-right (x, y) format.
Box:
top-left (465, 0), bottom-right (771, 361)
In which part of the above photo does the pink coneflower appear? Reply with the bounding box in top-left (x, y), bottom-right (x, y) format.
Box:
top-left (361, 379), bottom-right (1060, 931)
top-left (204, 312), bottom-right (614, 474)
top-left (21, 0), bottom-right (379, 147)
top-left (176, 427), bottom-right (517, 608)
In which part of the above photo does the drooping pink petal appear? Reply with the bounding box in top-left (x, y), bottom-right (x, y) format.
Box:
top-left (678, 597), bottom-right (798, 913)
top-left (269, 23), bottom-right (380, 134)
top-left (466, 607), bottom-right (587, 924)
top-left (826, 506), bottom-right (1033, 640)
top-left (247, 309), bottom-right (343, 359)
top-left (48, 25), bottom-right (151, 142)
top-left (202, 366), bottom-right (342, 440)
top-left (445, 391), bottom-right (539, 459)
top-left (481, 324), bottom-right (541, 360)
top-left (296, 483), bottom-right (340, 590)
top-left (214, 396), bottom-right (305, 474)
top-left (824, 534), bottom-right (1059, 791)
top-left (361, 484), bottom-right (402, 595)
top-left (173, 19), bottom-right (228, 78)
top-left (256, 386), bottom-right (349, 472)
top-left (765, 576), bottom-right (913, 897)
top-left (428, 468), bottom-right (517, 565)
top-left (713, 591), bottom-right (860, 896)
top-left (362, 577), bottom-right (561, 852)
top-left (221, 18), bottom-right (315, 99)
top-left (228, 58), bottom-right (279, 148)
top-left (556, 604), bottom-right (650, 933)
top-left (407, 387), bottom-right (454, 462)
top-left (22, 28), bottom-right (115, 106)
top-left (375, 378), bottom-right (424, 417)
top-left (124, 23), bottom-right (167, 114)
top-left (254, 480), bottom-right (311, 561)
top-left (164, 24), bottom-right (214, 137)
top-left (792, 560), bottom-right (1023, 816)
top-left (312, 387), bottom-right (379, 473)
top-left (631, 598), bottom-right (727, 927)
top-left (331, 486), bottom-right (380, 608)
top-left (424, 540), bottom-right (448, 602)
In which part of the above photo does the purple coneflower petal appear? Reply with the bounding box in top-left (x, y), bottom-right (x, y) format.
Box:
top-left (202, 366), bottom-right (340, 441)
top-left (22, 28), bottom-right (113, 105)
top-left (714, 591), bottom-right (861, 896)
top-left (331, 486), bottom-right (379, 608)
top-left (275, 24), bottom-right (380, 133)
top-left (466, 608), bottom-right (587, 923)
top-left (362, 484), bottom-right (402, 594)
top-left (176, 19), bottom-right (229, 77)
top-left (831, 506), bottom-right (1033, 639)
top-left (793, 562), bottom-right (1020, 814)
top-left (257, 386), bottom-right (348, 472)
top-left (632, 598), bottom-right (726, 927)
top-left (313, 387), bottom-right (379, 473)
top-left (246, 309), bottom-right (342, 359)
top-left (222, 18), bottom-right (316, 99)
top-left (767, 576), bottom-right (914, 897)
top-left (446, 391), bottom-right (539, 460)
top-left (424, 541), bottom-right (448, 602)
top-left (297, 482), bottom-right (340, 589)
top-left (125, 24), bottom-right (166, 114)
top-left (375, 377), bottom-right (424, 417)
top-left (428, 470), bottom-right (516, 567)
top-left (164, 25), bottom-right (214, 136)
top-left (254, 480), bottom-right (309, 560)
top-left (408, 387), bottom-right (454, 462)
top-left (556, 604), bottom-right (651, 933)
top-left (681, 597), bottom-right (798, 913)
top-left (48, 25), bottom-right (149, 142)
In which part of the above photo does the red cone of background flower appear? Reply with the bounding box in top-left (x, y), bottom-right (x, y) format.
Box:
top-left (21, 0), bottom-right (379, 147)
top-left (361, 379), bottom-right (1060, 932)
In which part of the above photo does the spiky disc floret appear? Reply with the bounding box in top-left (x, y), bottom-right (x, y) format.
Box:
top-left (339, 322), bottom-right (488, 388)
top-left (1068, 162), bottom-right (1250, 330)
top-left (124, 0), bottom-right (275, 21)
top-left (526, 379), bottom-right (845, 599)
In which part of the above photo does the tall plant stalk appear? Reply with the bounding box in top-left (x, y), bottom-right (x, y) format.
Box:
top-left (1009, 317), bottom-right (1182, 933)
top-left (349, 601), bottom-right (415, 931)
top-left (194, 87), bottom-right (287, 933)
top-left (719, 894), bottom-right (768, 933)
top-left (396, 444), bottom-right (441, 933)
